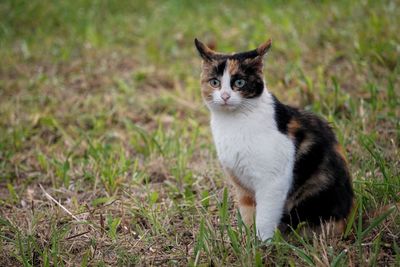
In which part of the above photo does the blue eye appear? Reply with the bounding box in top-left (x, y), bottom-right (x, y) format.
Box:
top-left (234, 79), bottom-right (246, 88)
top-left (209, 79), bottom-right (220, 88)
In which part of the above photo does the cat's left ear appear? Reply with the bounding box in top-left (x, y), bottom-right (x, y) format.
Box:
top-left (194, 38), bottom-right (217, 62)
top-left (256, 39), bottom-right (272, 57)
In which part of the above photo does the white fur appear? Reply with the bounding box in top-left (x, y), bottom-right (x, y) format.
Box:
top-left (207, 68), bottom-right (295, 241)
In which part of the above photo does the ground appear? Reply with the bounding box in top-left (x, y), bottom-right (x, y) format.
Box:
top-left (0, 0), bottom-right (399, 266)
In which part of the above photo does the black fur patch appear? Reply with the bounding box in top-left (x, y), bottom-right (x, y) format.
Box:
top-left (272, 96), bottom-right (354, 230)
top-left (207, 49), bottom-right (259, 62)
top-left (228, 49), bottom-right (259, 61)
top-left (214, 60), bottom-right (227, 76)
top-left (231, 73), bottom-right (264, 99)
top-left (273, 95), bottom-right (297, 133)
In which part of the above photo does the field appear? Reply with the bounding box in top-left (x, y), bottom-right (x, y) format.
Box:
top-left (0, 0), bottom-right (399, 266)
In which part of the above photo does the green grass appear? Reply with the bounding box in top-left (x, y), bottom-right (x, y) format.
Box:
top-left (0, 0), bottom-right (399, 266)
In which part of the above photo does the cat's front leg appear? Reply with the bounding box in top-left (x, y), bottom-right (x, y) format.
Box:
top-left (225, 169), bottom-right (256, 226)
top-left (233, 184), bottom-right (256, 226)
top-left (255, 181), bottom-right (289, 241)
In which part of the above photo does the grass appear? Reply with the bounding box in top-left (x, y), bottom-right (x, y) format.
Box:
top-left (0, 0), bottom-right (399, 265)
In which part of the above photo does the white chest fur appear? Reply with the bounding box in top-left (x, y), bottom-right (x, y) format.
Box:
top-left (210, 91), bottom-right (296, 240)
top-left (210, 91), bottom-right (295, 192)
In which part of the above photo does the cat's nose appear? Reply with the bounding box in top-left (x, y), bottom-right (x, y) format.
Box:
top-left (221, 92), bottom-right (231, 102)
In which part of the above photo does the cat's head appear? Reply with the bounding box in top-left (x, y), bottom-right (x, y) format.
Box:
top-left (195, 38), bottom-right (271, 112)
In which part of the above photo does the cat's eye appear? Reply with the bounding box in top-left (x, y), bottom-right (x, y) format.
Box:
top-left (209, 79), bottom-right (221, 88)
top-left (234, 79), bottom-right (246, 88)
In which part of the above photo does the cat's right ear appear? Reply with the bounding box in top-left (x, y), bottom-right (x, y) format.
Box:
top-left (256, 39), bottom-right (272, 57)
top-left (194, 38), bottom-right (216, 62)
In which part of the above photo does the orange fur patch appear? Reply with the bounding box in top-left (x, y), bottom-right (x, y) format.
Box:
top-left (335, 144), bottom-right (347, 163)
top-left (227, 59), bottom-right (240, 75)
top-left (287, 119), bottom-right (301, 138)
top-left (225, 168), bottom-right (256, 226)
top-left (240, 195), bottom-right (256, 206)
top-left (200, 62), bottom-right (216, 101)
top-left (200, 80), bottom-right (213, 101)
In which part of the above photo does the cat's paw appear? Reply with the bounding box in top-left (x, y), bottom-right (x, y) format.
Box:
top-left (257, 229), bottom-right (274, 242)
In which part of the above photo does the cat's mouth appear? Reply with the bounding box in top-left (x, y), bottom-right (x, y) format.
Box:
top-left (215, 101), bottom-right (239, 110)
top-left (218, 99), bottom-right (237, 106)
top-left (207, 99), bottom-right (241, 111)
top-left (218, 101), bottom-right (234, 107)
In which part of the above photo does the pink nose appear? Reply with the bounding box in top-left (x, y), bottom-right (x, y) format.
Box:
top-left (221, 92), bottom-right (231, 102)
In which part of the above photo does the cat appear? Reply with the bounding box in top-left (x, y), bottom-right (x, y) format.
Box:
top-left (194, 38), bottom-right (354, 241)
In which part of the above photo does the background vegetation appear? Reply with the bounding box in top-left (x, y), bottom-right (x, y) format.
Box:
top-left (0, 0), bottom-right (399, 266)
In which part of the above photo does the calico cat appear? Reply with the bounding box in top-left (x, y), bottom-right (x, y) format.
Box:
top-left (195, 38), bottom-right (354, 241)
